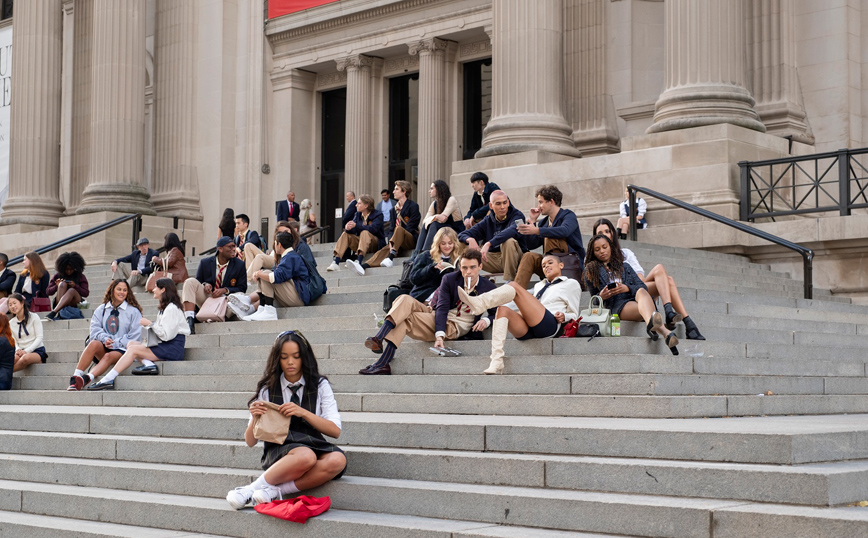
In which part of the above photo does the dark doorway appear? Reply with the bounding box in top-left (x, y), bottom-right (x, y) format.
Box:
top-left (389, 74), bottom-right (419, 200)
top-left (463, 58), bottom-right (492, 160)
top-left (321, 87), bottom-right (346, 243)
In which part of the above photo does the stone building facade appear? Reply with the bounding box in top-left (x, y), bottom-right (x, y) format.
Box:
top-left (2, 0), bottom-right (868, 299)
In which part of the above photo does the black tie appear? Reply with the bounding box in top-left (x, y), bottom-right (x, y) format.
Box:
top-left (535, 279), bottom-right (561, 300)
top-left (288, 384), bottom-right (302, 405)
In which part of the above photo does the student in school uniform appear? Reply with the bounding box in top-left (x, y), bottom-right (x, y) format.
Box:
top-left (225, 330), bottom-right (346, 509)
top-left (0, 313), bottom-right (14, 390)
top-left (0, 253), bottom-right (16, 299)
top-left (6, 293), bottom-right (47, 373)
top-left (327, 194), bottom-right (385, 276)
top-left (242, 231), bottom-right (312, 322)
top-left (361, 181), bottom-right (421, 269)
top-left (44, 251), bottom-right (90, 321)
top-left (13, 252), bottom-right (49, 308)
top-left (181, 236), bottom-right (248, 334)
top-left (234, 213), bottom-right (262, 262)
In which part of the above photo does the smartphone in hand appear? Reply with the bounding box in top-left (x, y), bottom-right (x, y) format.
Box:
top-left (606, 282), bottom-right (617, 290)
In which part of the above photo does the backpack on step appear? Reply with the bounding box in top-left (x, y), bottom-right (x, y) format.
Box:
top-left (297, 244), bottom-right (327, 302)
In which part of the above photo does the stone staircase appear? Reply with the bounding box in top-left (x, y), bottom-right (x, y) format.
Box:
top-left (1, 240), bottom-right (868, 537)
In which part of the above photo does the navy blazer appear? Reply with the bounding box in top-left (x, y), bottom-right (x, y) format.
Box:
top-left (272, 250), bottom-right (311, 305)
top-left (14, 272), bottom-right (49, 305)
top-left (434, 271), bottom-right (497, 335)
top-left (394, 199), bottom-right (421, 240)
top-left (523, 207), bottom-right (586, 264)
top-left (277, 200), bottom-right (301, 222)
top-left (341, 200), bottom-right (358, 227)
top-left (234, 230), bottom-right (262, 249)
top-left (464, 181), bottom-right (500, 222)
top-left (458, 204), bottom-right (526, 253)
top-left (115, 248), bottom-right (159, 276)
top-left (350, 209), bottom-right (386, 249)
top-left (0, 268), bottom-right (16, 294)
top-left (194, 256), bottom-right (247, 294)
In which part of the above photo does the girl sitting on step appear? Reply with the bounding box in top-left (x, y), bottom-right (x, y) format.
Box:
top-left (87, 279), bottom-right (189, 390)
top-left (583, 234), bottom-right (679, 355)
top-left (7, 293), bottom-right (48, 372)
top-left (592, 218), bottom-right (704, 340)
top-left (0, 314), bottom-right (16, 390)
top-left (407, 227), bottom-right (464, 303)
top-left (67, 280), bottom-right (144, 391)
top-left (226, 330), bottom-right (346, 509)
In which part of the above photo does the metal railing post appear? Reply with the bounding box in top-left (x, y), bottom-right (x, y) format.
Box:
top-left (803, 251), bottom-right (813, 300)
top-left (131, 216), bottom-right (141, 251)
top-left (839, 148), bottom-right (851, 216)
top-left (739, 161), bottom-right (749, 221)
top-left (628, 188), bottom-right (637, 241)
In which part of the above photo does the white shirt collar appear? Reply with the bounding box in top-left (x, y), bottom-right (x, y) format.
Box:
top-left (545, 275), bottom-right (567, 285)
top-left (279, 247), bottom-right (294, 258)
top-left (106, 300), bottom-right (128, 311)
top-left (280, 373), bottom-right (305, 391)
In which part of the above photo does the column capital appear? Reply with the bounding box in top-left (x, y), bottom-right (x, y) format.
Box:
top-left (336, 54), bottom-right (374, 72)
top-left (408, 37), bottom-right (448, 57)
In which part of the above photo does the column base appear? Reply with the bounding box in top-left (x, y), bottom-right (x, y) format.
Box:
top-left (476, 116), bottom-right (582, 159)
top-left (150, 191), bottom-right (203, 220)
top-left (756, 101), bottom-right (815, 145)
top-left (573, 126), bottom-right (621, 157)
top-left (647, 85), bottom-right (766, 134)
top-left (76, 183), bottom-right (157, 216)
top-left (0, 197), bottom-right (66, 226)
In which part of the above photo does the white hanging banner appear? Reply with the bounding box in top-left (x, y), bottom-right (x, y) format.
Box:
top-left (0, 25), bottom-right (11, 213)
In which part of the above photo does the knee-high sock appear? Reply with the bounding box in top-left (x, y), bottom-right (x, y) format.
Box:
top-left (372, 341), bottom-right (397, 368)
top-left (374, 320), bottom-right (395, 340)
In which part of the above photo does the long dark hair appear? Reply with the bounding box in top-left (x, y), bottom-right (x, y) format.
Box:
top-left (155, 278), bottom-right (183, 312)
top-left (101, 280), bottom-right (143, 314)
top-left (249, 331), bottom-right (328, 407)
top-left (8, 292), bottom-right (30, 326)
top-left (432, 180), bottom-right (451, 214)
top-left (219, 208), bottom-right (235, 238)
top-left (583, 234), bottom-right (625, 290)
top-left (163, 233), bottom-right (185, 256)
top-left (591, 218), bottom-right (623, 252)
top-left (55, 251), bottom-right (86, 281)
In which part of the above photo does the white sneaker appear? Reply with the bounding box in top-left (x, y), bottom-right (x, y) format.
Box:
top-left (227, 294), bottom-right (255, 318)
top-left (346, 259), bottom-right (365, 276)
top-left (226, 485), bottom-right (256, 509)
top-left (380, 258), bottom-right (393, 268)
top-left (252, 484), bottom-right (282, 506)
top-left (326, 262), bottom-right (340, 272)
top-left (243, 304), bottom-right (278, 322)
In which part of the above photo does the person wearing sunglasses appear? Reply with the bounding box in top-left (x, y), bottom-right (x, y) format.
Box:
top-left (226, 330), bottom-right (346, 509)
top-left (67, 280), bottom-right (144, 391)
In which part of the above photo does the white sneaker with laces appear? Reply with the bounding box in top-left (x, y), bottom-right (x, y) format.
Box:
top-left (346, 259), bottom-right (365, 276)
top-left (326, 261), bottom-right (340, 272)
top-left (226, 485), bottom-right (256, 509)
top-left (227, 294), bottom-right (255, 318)
top-left (380, 258), bottom-right (393, 268)
top-left (252, 484), bottom-right (282, 506)
top-left (244, 304), bottom-right (278, 321)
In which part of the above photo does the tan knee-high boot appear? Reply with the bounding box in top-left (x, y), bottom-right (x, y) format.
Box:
top-left (458, 284), bottom-right (517, 316)
top-left (484, 317), bottom-right (509, 375)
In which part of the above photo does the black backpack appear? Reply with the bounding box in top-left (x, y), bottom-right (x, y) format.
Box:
top-left (395, 256), bottom-right (414, 290)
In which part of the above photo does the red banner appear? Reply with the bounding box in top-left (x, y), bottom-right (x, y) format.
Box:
top-left (268, 0), bottom-right (341, 19)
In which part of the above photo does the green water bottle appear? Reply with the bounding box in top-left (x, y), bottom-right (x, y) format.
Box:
top-left (610, 314), bottom-right (620, 337)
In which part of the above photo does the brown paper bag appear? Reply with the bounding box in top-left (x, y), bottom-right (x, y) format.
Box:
top-left (252, 401), bottom-right (290, 444)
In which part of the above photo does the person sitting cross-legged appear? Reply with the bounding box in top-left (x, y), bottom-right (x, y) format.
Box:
top-left (362, 180), bottom-right (421, 269)
top-left (359, 249), bottom-right (496, 375)
top-left (242, 230), bottom-right (312, 322)
top-left (67, 280), bottom-right (144, 391)
top-left (242, 220), bottom-right (292, 282)
top-left (111, 238), bottom-right (158, 289)
top-left (327, 194), bottom-right (385, 276)
top-left (88, 279), bottom-right (190, 389)
top-left (459, 254), bottom-right (582, 375)
top-left (233, 213), bottom-right (262, 262)
top-left (181, 237), bottom-right (248, 334)
top-left (457, 190), bottom-right (526, 282)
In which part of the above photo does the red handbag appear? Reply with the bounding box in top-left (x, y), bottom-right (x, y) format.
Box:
top-left (559, 316), bottom-right (582, 338)
top-left (254, 495), bottom-right (331, 523)
top-left (30, 296), bottom-right (51, 313)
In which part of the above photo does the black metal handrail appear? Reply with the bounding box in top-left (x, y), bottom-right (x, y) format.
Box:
top-left (627, 185), bottom-right (814, 299)
top-left (7, 213), bottom-right (143, 267)
top-left (739, 147), bottom-right (868, 221)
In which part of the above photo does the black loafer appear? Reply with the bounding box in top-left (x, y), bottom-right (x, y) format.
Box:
top-left (87, 379), bottom-right (115, 391)
top-left (365, 336), bottom-right (383, 353)
top-left (132, 364), bottom-right (159, 375)
top-left (359, 364), bottom-right (391, 375)
top-left (187, 317), bottom-right (196, 335)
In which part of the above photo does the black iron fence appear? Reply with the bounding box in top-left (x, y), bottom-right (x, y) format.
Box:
top-left (739, 147), bottom-right (868, 222)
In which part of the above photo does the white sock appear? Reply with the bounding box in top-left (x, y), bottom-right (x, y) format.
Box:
top-left (185, 311), bottom-right (194, 319)
top-left (252, 472), bottom-right (273, 490)
top-left (141, 360), bottom-right (155, 367)
top-left (102, 370), bottom-right (119, 383)
top-left (74, 369), bottom-right (84, 376)
top-left (278, 481), bottom-right (299, 495)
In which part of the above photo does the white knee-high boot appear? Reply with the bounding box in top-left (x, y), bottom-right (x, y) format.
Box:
top-left (484, 317), bottom-right (509, 375)
top-left (458, 284), bottom-right (517, 316)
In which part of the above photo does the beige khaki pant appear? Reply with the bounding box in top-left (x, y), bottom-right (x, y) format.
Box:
top-left (333, 230), bottom-right (380, 260)
top-left (182, 278), bottom-right (241, 319)
top-left (514, 238), bottom-right (570, 288)
top-left (244, 243), bottom-right (275, 278)
top-left (113, 263), bottom-right (148, 288)
top-left (259, 278), bottom-right (304, 307)
top-left (366, 226), bottom-right (415, 267)
top-left (384, 294), bottom-right (460, 348)
top-left (480, 238), bottom-right (522, 281)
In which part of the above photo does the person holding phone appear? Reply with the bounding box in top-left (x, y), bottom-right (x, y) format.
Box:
top-left (45, 252), bottom-right (89, 321)
top-left (457, 190), bottom-right (526, 281)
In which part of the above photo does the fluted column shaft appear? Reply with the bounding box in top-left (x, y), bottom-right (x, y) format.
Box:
top-left (69, 0), bottom-right (92, 213)
top-left (648, 0), bottom-right (765, 133)
top-left (151, 0), bottom-right (201, 218)
top-left (1, 0), bottom-right (66, 225)
top-left (410, 38), bottom-right (448, 212)
top-left (477, 0), bottom-right (579, 158)
top-left (77, 0), bottom-right (154, 215)
top-left (337, 54), bottom-right (373, 198)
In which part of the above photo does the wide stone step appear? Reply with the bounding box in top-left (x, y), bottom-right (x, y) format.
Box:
top-left (0, 511), bottom-right (227, 538)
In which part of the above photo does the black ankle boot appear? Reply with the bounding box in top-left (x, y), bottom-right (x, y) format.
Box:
top-left (663, 303), bottom-right (682, 331)
top-left (619, 232), bottom-right (627, 240)
top-left (683, 316), bottom-right (705, 340)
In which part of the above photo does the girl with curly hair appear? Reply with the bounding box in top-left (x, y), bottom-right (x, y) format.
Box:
top-left (67, 280), bottom-right (144, 391)
top-left (45, 252), bottom-right (89, 320)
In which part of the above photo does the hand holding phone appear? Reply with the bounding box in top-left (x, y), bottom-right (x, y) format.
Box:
top-left (606, 282), bottom-right (618, 290)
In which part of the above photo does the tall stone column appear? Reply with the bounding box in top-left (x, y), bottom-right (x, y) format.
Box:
top-left (477, 0), bottom-right (580, 158)
top-left (564, 0), bottom-right (620, 156)
top-left (337, 54), bottom-right (374, 199)
top-left (410, 37), bottom-right (451, 212)
top-left (1, 0), bottom-right (66, 225)
top-left (746, 0), bottom-right (813, 143)
top-left (77, 0), bottom-right (155, 215)
top-left (647, 0), bottom-right (765, 134)
top-left (151, 0), bottom-right (202, 218)
top-left (69, 0), bottom-right (93, 213)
